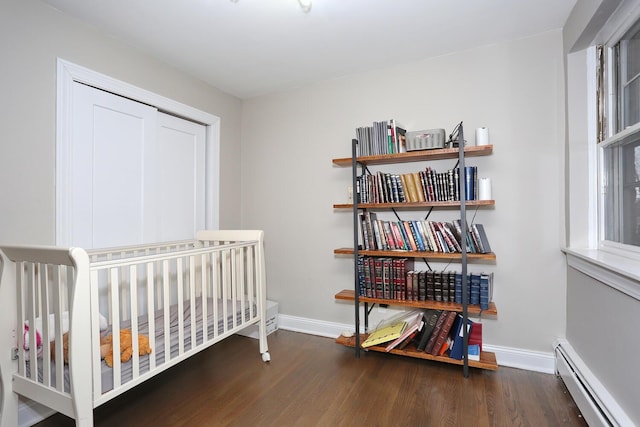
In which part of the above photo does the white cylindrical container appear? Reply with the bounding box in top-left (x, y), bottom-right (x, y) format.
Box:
top-left (478, 177), bottom-right (492, 200)
top-left (476, 127), bottom-right (490, 146)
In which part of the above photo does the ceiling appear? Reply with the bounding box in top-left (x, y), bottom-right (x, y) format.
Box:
top-left (40, 0), bottom-right (577, 99)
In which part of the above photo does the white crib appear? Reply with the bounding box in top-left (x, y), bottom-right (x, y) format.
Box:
top-left (0, 230), bottom-right (270, 427)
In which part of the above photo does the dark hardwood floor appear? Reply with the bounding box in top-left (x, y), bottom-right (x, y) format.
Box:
top-left (35, 330), bottom-right (587, 426)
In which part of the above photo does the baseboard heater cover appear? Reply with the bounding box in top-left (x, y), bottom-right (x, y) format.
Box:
top-left (554, 339), bottom-right (633, 427)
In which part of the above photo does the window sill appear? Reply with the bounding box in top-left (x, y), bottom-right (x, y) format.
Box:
top-left (562, 248), bottom-right (640, 302)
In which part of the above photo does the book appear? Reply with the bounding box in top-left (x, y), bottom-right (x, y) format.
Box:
top-left (468, 344), bottom-right (480, 361)
top-left (470, 273), bottom-right (481, 305)
top-left (469, 321), bottom-right (483, 352)
top-left (470, 223), bottom-right (483, 253)
top-left (423, 310), bottom-right (448, 354)
top-left (429, 311), bottom-right (457, 356)
top-left (390, 222), bottom-right (407, 250)
top-left (362, 309), bottom-right (422, 348)
top-left (417, 271), bottom-right (426, 301)
top-left (448, 314), bottom-right (473, 360)
top-left (385, 311), bottom-right (424, 351)
top-left (412, 172), bottom-right (426, 202)
top-left (409, 221), bottom-right (426, 251)
top-left (416, 309), bottom-right (442, 351)
top-left (397, 328), bottom-right (421, 350)
top-left (474, 223), bottom-right (492, 253)
top-left (402, 221), bottom-right (418, 251)
top-left (464, 166), bottom-right (476, 201)
top-left (480, 272), bottom-right (493, 310)
top-left (361, 320), bottom-right (406, 348)
top-left (363, 212), bottom-right (377, 250)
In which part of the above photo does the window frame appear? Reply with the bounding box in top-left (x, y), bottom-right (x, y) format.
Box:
top-left (598, 12), bottom-right (640, 257)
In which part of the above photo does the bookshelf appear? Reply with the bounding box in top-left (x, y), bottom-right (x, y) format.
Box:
top-left (333, 125), bottom-right (497, 374)
top-left (335, 334), bottom-right (498, 371)
top-left (334, 289), bottom-right (497, 316)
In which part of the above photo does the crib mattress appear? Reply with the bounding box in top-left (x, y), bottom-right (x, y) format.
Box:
top-left (27, 297), bottom-right (255, 394)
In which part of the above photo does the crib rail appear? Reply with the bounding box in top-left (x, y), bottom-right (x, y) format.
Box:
top-left (0, 231), bottom-right (268, 426)
top-left (91, 239), bottom-right (263, 404)
top-left (0, 245), bottom-right (93, 422)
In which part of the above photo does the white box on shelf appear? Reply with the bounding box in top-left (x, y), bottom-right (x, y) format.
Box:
top-left (236, 300), bottom-right (278, 339)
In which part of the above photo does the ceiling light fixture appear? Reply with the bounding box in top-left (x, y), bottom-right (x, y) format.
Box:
top-left (298, 0), bottom-right (312, 13)
top-left (229, 0), bottom-right (310, 13)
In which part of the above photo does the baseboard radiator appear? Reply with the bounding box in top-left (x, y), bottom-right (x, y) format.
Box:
top-left (554, 340), bottom-right (633, 427)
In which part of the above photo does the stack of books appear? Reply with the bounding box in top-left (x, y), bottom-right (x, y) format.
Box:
top-left (355, 119), bottom-right (406, 156)
top-left (357, 261), bottom-right (494, 310)
top-left (359, 212), bottom-right (492, 254)
top-left (361, 309), bottom-right (483, 360)
top-left (356, 166), bottom-right (479, 203)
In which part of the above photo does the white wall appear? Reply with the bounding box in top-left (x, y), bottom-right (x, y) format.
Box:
top-left (0, 0), bottom-right (244, 246)
top-left (242, 30), bottom-right (567, 355)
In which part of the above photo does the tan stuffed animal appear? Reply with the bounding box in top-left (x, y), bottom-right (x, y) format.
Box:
top-left (103, 329), bottom-right (152, 367)
top-left (51, 332), bottom-right (110, 364)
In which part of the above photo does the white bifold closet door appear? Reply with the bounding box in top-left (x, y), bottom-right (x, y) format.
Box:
top-left (68, 82), bottom-right (205, 249)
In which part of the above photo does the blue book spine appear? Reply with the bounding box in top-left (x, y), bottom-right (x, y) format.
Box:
top-left (464, 166), bottom-right (477, 201)
top-left (454, 272), bottom-right (462, 304)
top-left (480, 273), bottom-right (492, 310)
top-left (470, 273), bottom-right (481, 305)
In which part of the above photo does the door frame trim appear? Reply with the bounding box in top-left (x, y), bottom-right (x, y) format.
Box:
top-left (56, 58), bottom-right (220, 245)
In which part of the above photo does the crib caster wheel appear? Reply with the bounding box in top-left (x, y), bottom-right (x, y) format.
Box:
top-left (262, 352), bottom-right (271, 362)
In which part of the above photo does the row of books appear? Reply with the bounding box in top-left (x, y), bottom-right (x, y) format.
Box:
top-left (357, 166), bottom-right (480, 204)
top-left (361, 309), bottom-right (483, 360)
top-left (355, 119), bottom-right (407, 156)
top-left (357, 258), bottom-right (494, 309)
top-left (359, 212), bottom-right (492, 254)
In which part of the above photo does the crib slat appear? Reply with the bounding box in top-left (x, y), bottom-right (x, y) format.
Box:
top-left (52, 266), bottom-right (65, 392)
top-left (146, 262), bottom-right (156, 370)
top-left (200, 253), bottom-right (208, 343)
top-left (90, 268), bottom-right (102, 400)
top-left (129, 264), bottom-right (140, 379)
top-left (109, 268), bottom-right (122, 389)
top-left (247, 246), bottom-right (255, 319)
top-left (177, 257), bottom-right (184, 356)
top-left (212, 252), bottom-right (219, 340)
top-left (39, 264), bottom-right (51, 387)
top-left (221, 251), bottom-right (228, 334)
top-left (26, 263), bottom-right (38, 380)
top-left (15, 262), bottom-right (25, 376)
top-left (189, 255), bottom-right (196, 348)
top-left (162, 259), bottom-right (171, 363)
top-left (230, 249), bottom-right (237, 330)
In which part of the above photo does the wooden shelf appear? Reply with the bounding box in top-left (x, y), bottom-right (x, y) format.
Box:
top-left (333, 200), bottom-right (495, 209)
top-left (332, 145), bottom-right (493, 167)
top-left (333, 247), bottom-right (496, 261)
top-left (335, 334), bottom-right (498, 371)
top-left (334, 289), bottom-right (497, 316)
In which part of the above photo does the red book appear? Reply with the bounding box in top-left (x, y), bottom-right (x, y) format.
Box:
top-left (469, 322), bottom-right (483, 352)
top-left (424, 310), bottom-right (448, 354)
top-left (429, 311), bottom-right (457, 356)
top-left (402, 221), bottom-right (418, 251)
top-left (385, 312), bottom-right (424, 352)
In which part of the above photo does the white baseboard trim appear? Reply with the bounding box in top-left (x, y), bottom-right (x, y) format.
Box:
top-left (554, 338), bottom-right (633, 427)
top-left (278, 314), bottom-right (555, 373)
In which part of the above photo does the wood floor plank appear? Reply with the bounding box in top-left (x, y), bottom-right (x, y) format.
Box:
top-left (34, 330), bottom-right (587, 427)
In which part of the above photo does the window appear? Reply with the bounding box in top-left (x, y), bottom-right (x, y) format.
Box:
top-left (600, 17), bottom-right (640, 250)
top-left (618, 21), bottom-right (640, 131)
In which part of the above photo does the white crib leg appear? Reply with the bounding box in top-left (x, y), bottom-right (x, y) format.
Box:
top-left (258, 317), bottom-right (270, 362)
